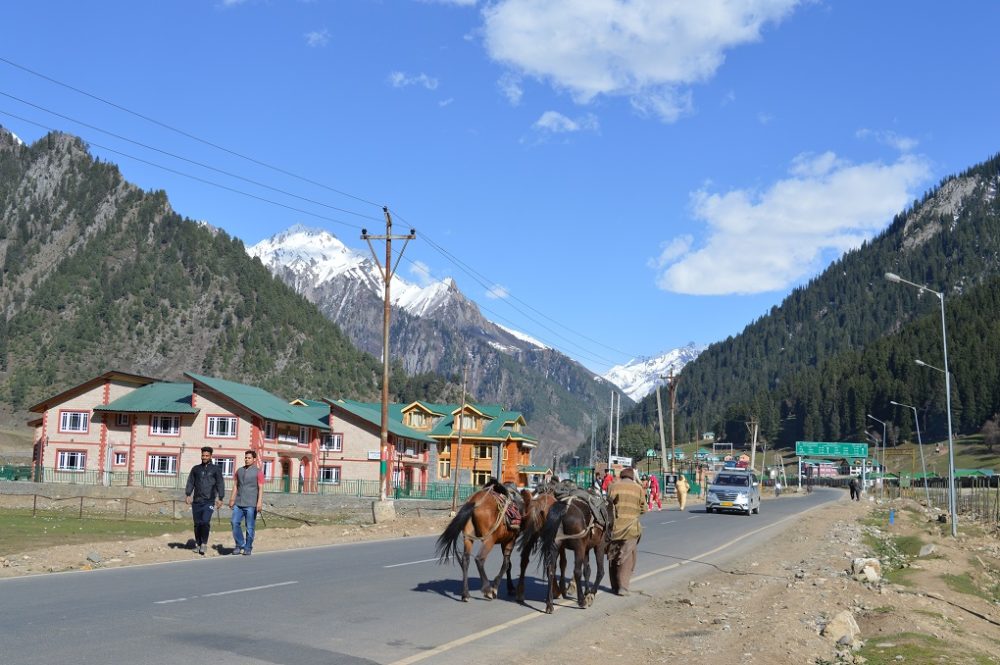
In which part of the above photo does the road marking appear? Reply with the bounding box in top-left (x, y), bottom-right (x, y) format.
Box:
top-left (388, 500), bottom-right (832, 665)
top-left (154, 580), bottom-right (298, 604)
top-left (384, 557), bottom-right (438, 569)
top-left (659, 520), bottom-right (676, 525)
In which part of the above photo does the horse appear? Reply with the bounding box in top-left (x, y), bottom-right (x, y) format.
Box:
top-left (538, 492), bottom-right (611, 614)
top-left (435, 479), bottom-right (526, 602)
top-left (515, 488), bottom-right (561, 603)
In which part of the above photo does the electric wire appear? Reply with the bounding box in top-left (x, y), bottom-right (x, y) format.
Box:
top-left (0, 55), bottom-right (384, 210)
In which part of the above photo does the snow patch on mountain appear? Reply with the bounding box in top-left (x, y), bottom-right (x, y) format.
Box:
top-left (495, 324), bottom-right (548, 349)
top-left (603, 343), bottom-right (704, 402)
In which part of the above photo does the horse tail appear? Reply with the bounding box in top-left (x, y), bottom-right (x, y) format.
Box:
top-left (540, 500), bottom-right (569, 575)
top-left (435, 500), bottom-right (475, 564)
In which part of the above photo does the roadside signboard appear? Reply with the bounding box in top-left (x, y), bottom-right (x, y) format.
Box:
top-left (795, 441), bottom-right (868, 458)
top-left (609, 455), bottom-right (633, 467)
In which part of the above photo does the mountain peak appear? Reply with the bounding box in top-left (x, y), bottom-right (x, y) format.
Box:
top-left (603, 344), bottom-right (705, 401)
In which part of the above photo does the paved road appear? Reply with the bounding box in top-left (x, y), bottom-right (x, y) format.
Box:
top-left (0, 489), bottom-right (840, 665)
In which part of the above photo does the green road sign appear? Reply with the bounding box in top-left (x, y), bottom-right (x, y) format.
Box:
top-left (795, 441), bottom-right (868, 458)
top-left (646, 449), bottom-right (656, 457)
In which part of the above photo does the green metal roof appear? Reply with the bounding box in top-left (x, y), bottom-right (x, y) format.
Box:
top-left (95, 382), bottom-right (198, 414)
top-left (330, 400), bottom-right (436, 443)
top-left (336, 399), bottom-right (535, 443)
top-left (186, 373), bottom-right (327, 429)
top-left (517, 465), bottom-right (550, 473)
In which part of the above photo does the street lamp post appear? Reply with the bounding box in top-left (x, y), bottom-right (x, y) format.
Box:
top-left (867, 414), bottom-right (887, 498)
top-left (889, 400), bottom-right (932, 507)
top-left (885, 272), bottom-right (958, 537)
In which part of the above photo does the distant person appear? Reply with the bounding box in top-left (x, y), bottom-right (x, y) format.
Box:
top-left (185, 446), bottom-right (225, 556)
top-left (848, 476), bottom-right (860, 501)
top-left (601, 470), bottom-right (615, 495)
top-left (675, 473), bottom-right (690, 511)
top-left (608, 467), bottom-right (647, 596)
top-left (648, 473), bottom-right (662, 511)
top-left (229, 450), bottom-right (264, 556)
top-left (774, 479), bottom-right (782, 497)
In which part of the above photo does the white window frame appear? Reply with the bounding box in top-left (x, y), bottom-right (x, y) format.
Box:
top-left (321, 433), bottom-right (343, 451)
top-left (207, 416), bottom-right (238, 438)
top-left (59, 411), bottom-right (90, 433)
top-left (409, 412), bottom-right (426, 427)
top-left (472, 470), bottom-right (491, 486)
top-left (147, 454), bottom-right (178, 476)
top-left (474, 445), bottom-right (493, 460)
top-left (57, 450), bottom-right (86, 471)
top-left (438, 458), bottom-right (451, 479)
top-left (461, 415), bottom-right (475, 431)
top-left (214, 456), bottom-right (235, 478)
top-left (151, 414), bottom-right (180, 436)
top-left (262, 460), bottom-right (274, 479)
top-left (298, 427), bottom-right (309, 445)
top-left (116, 413), bottom-right (130, 427)
top-left (113, 452), bottom-right (127, 466)
top-left (319, 466), bottom-right (341, 485)
top-left (263, 420), bottom-right (276, 441)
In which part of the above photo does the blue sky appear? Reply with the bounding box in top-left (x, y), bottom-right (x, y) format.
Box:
top-left (3, 1), bottom-right (1000, 374)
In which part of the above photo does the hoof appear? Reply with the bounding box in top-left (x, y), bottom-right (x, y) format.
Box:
top-left (584, 593), bottom-right (595, 608)
top-left (545, 606), bottom-right (554, 615)
top-left (461, 597), bottom-right (469, 602)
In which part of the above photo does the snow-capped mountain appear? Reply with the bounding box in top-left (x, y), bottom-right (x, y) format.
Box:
top-left (603, 343), bottom-right (705, 402)
top-left (247, 224), bottom-right (630, 461)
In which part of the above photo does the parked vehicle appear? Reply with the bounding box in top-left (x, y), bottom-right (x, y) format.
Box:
top-left (705, 469), bottom-right (760, 516)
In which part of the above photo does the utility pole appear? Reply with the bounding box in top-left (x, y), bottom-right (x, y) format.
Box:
top-left (449, 362), bottom-right (469, 515)
top-left (607, 391), bottom-right (615, 466)
top-left (746, 415), bottom-right (759, 472)
top-left (666, 369), bottom-right (680, 473)
top-left (362, 208), bottom-right (415, 506)
top-left (655, 378), bottom-right (668, 476)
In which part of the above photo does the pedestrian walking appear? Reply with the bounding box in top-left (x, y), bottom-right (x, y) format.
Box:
top-left (774, 479), bottom-right (782, 497)
top-left (229, 450), bottom-right (264, 556)
top-left (608, 467), bottom-right (646, 596)
top-left (648, 472), bottom-right (662, 511)
top-left (184, 446), bottom-right (225, 555)
top-left (601, 469), bottom-right (616, 495)
top-left (675, 473), bottom-right (690, 511)
top-left (848, 476), bottom-right (860, 501)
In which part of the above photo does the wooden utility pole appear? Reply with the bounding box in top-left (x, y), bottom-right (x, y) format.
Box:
top-left (362, 208), bottom-right (415, 504)
top-left (450, 362), bottom-right (469, 515)
top-left (655, 378), bottom-right (668, 476)
top-left (747, 415), bottom-right (759, 472)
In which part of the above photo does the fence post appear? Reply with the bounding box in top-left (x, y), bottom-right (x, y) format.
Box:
top-left (32, 494), bottom-right (37, 517)
top-left (79, 496), bottom-right (84, 520)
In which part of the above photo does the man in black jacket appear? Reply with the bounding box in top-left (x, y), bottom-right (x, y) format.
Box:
top-left (185, 446), bottom-right (226, 555)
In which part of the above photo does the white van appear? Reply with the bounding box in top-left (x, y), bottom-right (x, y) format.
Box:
top-left (706, 470), bottom-right (761, 516)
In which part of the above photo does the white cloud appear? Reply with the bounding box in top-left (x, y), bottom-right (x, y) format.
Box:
top-left (409, 261), bottom-right (435, 286)
top-left (304, 29), bottom-right (330, 47)
top-left (486, 284), bottom-right (509, 299)
top-left (856, 128), bottom-right (918, 153)
top-left (439, 97), bottom-right (455, 107)
top-left (482, 0), bottom-right (800, 122)
top-left (757, 111), bottom-right (774, 125)
top-left (418, 0), bottom-right (478, 5)
top-left (220, 0), bottom-right (247, 6)
top-left (389, 71), bottom-right (440, 90)
top-left (533, 110), bottom-right (599, 133)
top-left (652, 152), bottom-right (932, 295)
top-left (498, 72), bottom-right (524, 105)
top-left (648, 235), bottom-right (694, 269)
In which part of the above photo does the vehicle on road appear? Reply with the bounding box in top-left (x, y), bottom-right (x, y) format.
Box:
top-left (705, 469), bottom-right (761, 515)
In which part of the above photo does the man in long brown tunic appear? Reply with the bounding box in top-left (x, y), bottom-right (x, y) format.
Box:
top-left (608, 467), bottom-right (647, 596)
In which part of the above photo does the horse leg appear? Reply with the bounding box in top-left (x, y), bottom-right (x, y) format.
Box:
top-left (475, 540), bottom-right (494, 599)
top-left (545, 554), bottom-right (556, 614)
top-left (516, 534), bottom-right (533, 603)
top-left (492, 538), bottom-right (514, 598)
top-left (503, 539), bottom-right (516, 596)
top-left (581, 547), bottom-right (593, 607)
top-left (588, 542), bottom-right (606, 607)
top-left (460, 537), bottom-right (473, 602)
top-left (573, 545), bottom-right (587, 608)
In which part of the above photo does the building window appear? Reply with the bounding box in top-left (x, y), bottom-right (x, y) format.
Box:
top-left (263, 421), bottom-right (276, 441)
top-left (473, 470), bottom-right (491, 486)
top-left (502, 448), bottom-right (509, 461)
top-left (474, 445), bottom-right (492, 460)
top-left (147, 454), bottom-right (178, 475)
top-left (298, 427), bottom-right (308, 445)
top-left (262, 460), bottom-right (274, 478)
top-left (438, 459), bottom-right (451, 479)
top-left (151, 415), bottom-right (180, 436)
top-left (319, 466), bottom-right (341, 485)
top-left (59, 411), bottom-right (90, 434)
top-left (116, 413), bottom-right (130, 427)
top-left (321, 433), bottom-right (343, 451)
top-left (461, 415), bottom-right (475, 431)
top-left (57, 450), bottom-right (86, 471)
top-left (438, 442), bottom-right (451, 456)
top-left (409, 411), bottom-right (426, 427)
top-left (113, 452), bottom-right (127, 466)
top-left (207, 416), bottom-right (238, 438)
top-left (214, 457), bottom-right (235, 478)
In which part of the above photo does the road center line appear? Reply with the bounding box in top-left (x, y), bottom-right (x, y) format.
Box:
top-left (384, 557), bottom-right (438, 569)
top-left (154, 580), bottom-right (298, 604)
top-left (659, 520), bottom-right (677, 525)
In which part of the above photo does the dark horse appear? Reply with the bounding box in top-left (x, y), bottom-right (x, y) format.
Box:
top-left (435, 479), bottom-right (527, 602)
top-left (515, 489), bottom-right (561, 603)
top-left (539, 494), bottom-right (611, 614)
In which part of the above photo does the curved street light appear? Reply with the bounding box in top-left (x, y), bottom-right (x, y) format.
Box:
top-left (885, 272), bottom-right (958, 537)
top-left (889, 399), bottom-right (931, 507)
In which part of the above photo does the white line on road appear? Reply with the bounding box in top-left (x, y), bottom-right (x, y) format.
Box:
top-left (154, 580), bottom-right (298, 605)
top-left (384, 557), bottom-right (438, 569)
top-left (659, 520), bottom-right (677, 525)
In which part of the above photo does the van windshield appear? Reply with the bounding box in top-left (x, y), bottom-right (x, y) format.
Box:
top-left (714, 475), bottom-right (749, 486)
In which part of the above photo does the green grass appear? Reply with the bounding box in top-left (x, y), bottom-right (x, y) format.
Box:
top-left (858, 632), bottom-right (995, 665)
top-left (894, 535), bottom-right (924, 557)
top-left (0, 508), bottom-right (326, 558)
top-left (941, 572), bottom-right (1000, 603)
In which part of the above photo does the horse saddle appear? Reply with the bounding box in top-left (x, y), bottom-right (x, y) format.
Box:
top-left (552, 484), bottom-right (609, 530)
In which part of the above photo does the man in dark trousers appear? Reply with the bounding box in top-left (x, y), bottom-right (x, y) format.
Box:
top-left (229, 450), bottom-right (264, 556)
top-left (185, 446), bottom-right (225, 555)
top-left (849, 475), bottom-right (861, 501)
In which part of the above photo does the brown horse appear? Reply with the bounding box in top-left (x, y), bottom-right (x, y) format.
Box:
top-left (515, 489), bottom-right (562, 603)
top-left (435, 479), bottom-right (526, 602)
top-left (539, 494), bottom-right (611, 614)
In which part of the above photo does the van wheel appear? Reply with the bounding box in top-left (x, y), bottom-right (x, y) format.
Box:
top-left (753, 505), bottom-right (760, 515)
top-left (706, 507), bottom-right (713, 514)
